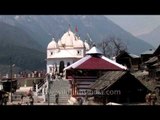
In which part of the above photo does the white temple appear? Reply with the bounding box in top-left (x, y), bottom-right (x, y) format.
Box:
top-left (46, 28), bottom-right (90, 77)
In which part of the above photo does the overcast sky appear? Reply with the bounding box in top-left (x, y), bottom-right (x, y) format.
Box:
top-left (106, 15), bottom-right (160, 36)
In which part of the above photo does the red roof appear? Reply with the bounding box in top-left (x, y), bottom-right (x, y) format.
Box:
top-left (74, 56), bottom-right (124, 70)
top-left (64, 55), bottom-right (127, 70)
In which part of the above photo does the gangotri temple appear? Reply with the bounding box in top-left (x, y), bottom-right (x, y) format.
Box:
top-left (46, 28), bottom-right (90, 78)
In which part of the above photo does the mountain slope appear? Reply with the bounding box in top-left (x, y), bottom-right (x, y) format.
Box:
top-left (0, 45), bottom-right (46, 74)
top-left (0, 21), bottom-right (43, 51)
top-left (0, 15), bottom-right (154, 55)
top-left (24, 15), bottom-right (155, 55)
top-left (0, 22), bottom-right (46, 74)
top-left (138, 26), bottom-right (160, 48)
top-left (0, 15), bottom-right (51, 49)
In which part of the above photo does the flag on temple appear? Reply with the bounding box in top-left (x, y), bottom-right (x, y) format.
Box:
top-left (75, 25), bottom-right (78, 33)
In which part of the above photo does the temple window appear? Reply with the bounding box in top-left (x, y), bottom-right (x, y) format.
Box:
top-left (67, 62), bottom-right (70, 66)
top-left (77, 50), bottom-right (82, 55)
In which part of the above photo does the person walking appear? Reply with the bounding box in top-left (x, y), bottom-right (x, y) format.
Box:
top-left (29, 95), bottom-right (34, 105)
top-left (21, 94), bottom-right (24, 104)
top-left (3, 93), bottom-right (8, 105)
top-left (150, 91), bottom-right (157, 105)
top-left (145, 92), bottom-right (151, 105)
top-left (78, 97), bottom-right (83, 105)
top-left (55, 93), bottom-right (59, 105)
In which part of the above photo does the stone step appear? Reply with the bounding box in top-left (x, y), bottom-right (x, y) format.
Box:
top-left (50, 96), bottom-right (69, 99)
top-left (49, 96), bottom-right (69, 100)
top-left (49, 100), bottom-right (69, 104)
top-left (50, 98), bottom-right (68, 101)
top-left (49, 98), bottom-right (69, 101)
top-left (47, 79), bottom-right (70, 105)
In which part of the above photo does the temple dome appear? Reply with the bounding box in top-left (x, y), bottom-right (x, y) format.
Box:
top-left (47, 38), bottom-right (58, 49)
top-left (59, 29), bottom-right (75, 47)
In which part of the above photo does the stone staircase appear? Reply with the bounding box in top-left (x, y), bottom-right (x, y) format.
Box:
top-left (48, 79), bottom-right (70, 105)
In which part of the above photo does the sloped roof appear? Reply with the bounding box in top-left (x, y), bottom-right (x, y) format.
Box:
top-left (116, 51), bottom-right (139, 59)
top-left (152, 62), bottom-right (160, 67)
top-left (91, 71), bottom-right (152, 92)
top-left (64, 55), bottom-right (127, 70)
top-left (90, 71), bottom-right (126, 90)
top-left (64, 55), bottom-right (91, 70)
top-left (145, 56), bottom-right (158, 64)
top-left (86, 46), bottom-right (103, 55)
top-left (116, 51), bottom-right (130, 59)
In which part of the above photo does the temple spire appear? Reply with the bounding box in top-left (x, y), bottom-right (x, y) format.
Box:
top-left (68, 24), bottom-right (71, 35)
top-left (68, 24), bottom-right (71, 31)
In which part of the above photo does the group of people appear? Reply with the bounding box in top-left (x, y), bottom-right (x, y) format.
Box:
top-left (21, 95), bottom-right (34, 105)
top-left (20, 90), bottom-right (34, 105)
top-left (54, 91), bottom-right (87, 105)
top-left (145, 91), bottom-right (157, 105)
